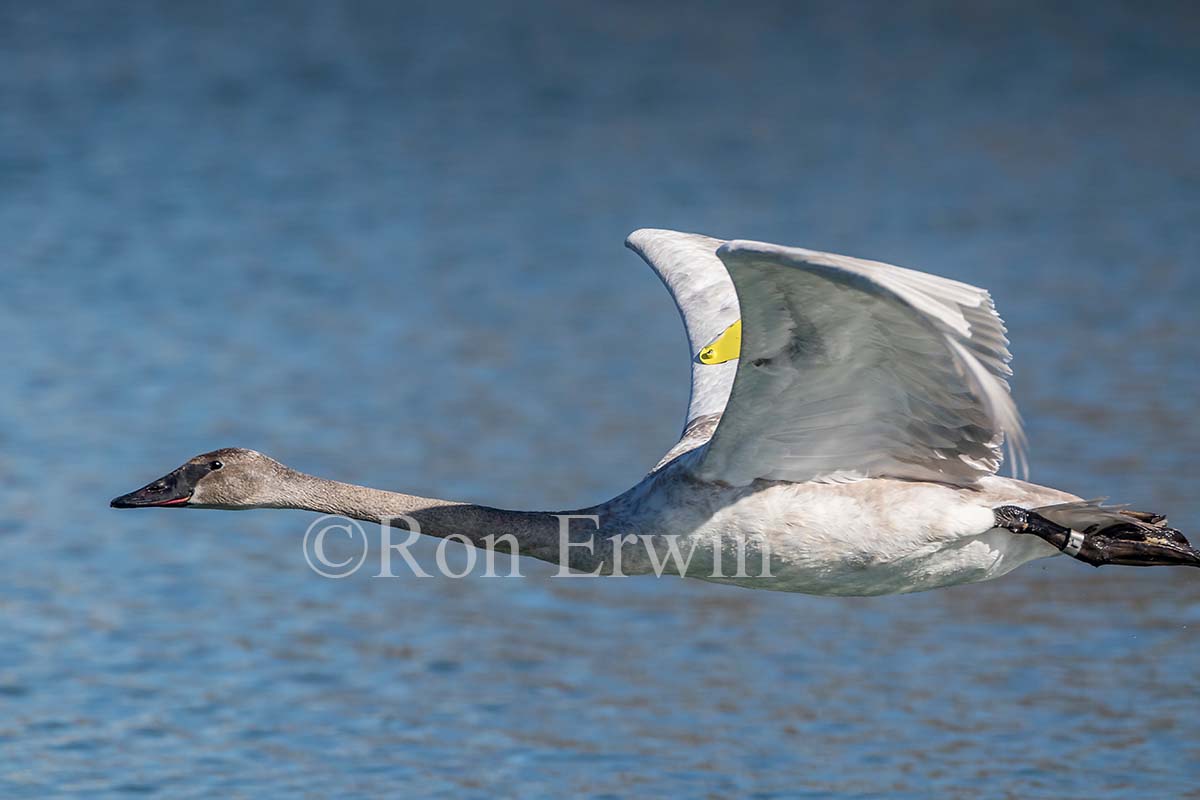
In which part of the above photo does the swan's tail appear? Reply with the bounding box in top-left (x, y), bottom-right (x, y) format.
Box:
top-left (1033, 500), bottom-right (1200, 568)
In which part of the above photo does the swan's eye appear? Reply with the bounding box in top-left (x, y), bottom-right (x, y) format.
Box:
top-left (209, 460), bottom-right (224, 471)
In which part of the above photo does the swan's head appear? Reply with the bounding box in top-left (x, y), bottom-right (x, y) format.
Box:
top-left (110, 448), bottom-right (287, 510)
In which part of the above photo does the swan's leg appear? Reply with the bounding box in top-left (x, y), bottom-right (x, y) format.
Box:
top-left (993, 505), bottom-right (1200, 568)
top-left (993, 506), bottom-right (1078, 554)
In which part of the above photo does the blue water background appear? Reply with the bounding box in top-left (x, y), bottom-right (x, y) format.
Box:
top-left (2, 2), bottom-right (1198, 796)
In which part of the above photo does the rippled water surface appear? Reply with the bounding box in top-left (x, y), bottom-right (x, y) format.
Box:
top-left (2, 2), bottom-right (1199, 797)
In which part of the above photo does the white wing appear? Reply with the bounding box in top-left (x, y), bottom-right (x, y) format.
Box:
top-left (626, 229), bottom-right (740, 464)
top-left (696, 239), bottom-right (1026, 486)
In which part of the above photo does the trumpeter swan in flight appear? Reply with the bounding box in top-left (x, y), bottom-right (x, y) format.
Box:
top-left (112, 230), bottom-right (1198, 595)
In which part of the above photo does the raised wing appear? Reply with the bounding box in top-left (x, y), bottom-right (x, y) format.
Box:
top-left (693, 239), bottom-right (1026, 486)
top-left (625, 229), bottom-right (740, 463)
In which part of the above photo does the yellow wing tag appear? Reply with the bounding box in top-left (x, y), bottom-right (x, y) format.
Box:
top-left (697, 319), bottom-right (742, 364)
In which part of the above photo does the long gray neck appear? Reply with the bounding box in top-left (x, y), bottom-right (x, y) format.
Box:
top-left (271, 470), bottom-right (601, 568)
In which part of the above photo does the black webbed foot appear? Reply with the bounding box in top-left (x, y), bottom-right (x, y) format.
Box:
top-left (994, 505), bottom-right (1200, 569)
top-left (1075, 522), bottom-right (1200, 568)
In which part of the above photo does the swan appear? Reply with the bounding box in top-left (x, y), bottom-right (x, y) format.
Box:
top-left (111, 229), bottom-right (1198, 595)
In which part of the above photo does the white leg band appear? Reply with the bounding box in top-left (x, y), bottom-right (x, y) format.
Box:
top-left (1063, 530), bottom-right (1085, 557)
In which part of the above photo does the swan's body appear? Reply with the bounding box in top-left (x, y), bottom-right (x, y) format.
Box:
top-left (112, 229), bottom-right (1197, 594)
top-left (593, 466), bottom-right (1069, 596)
